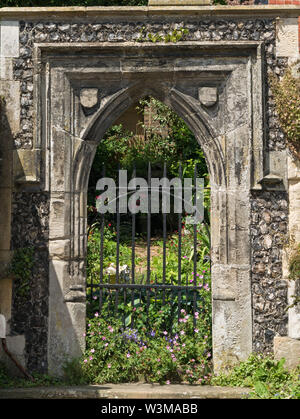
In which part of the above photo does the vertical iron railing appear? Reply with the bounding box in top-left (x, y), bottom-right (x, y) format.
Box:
top-left (87, 162), bottom-right (209, 331)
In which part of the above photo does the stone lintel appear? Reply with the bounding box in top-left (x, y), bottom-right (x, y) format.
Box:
top-left (0, 5), bottom-right (299, 21)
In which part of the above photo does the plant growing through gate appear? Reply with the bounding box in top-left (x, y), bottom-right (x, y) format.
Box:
top-left (70, 307), bottom-right (212, 385)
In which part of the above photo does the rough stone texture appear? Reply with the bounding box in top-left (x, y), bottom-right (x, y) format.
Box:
top-left (251, 191), bottom-right (289, 353)
top-left (0, 334), bottom-right (26, 377)
top-left (285, 155), bottom-right (300, 339)
top-left (276, 17), bottom-right (299, 59)
top-left (274, 336), bottom-right (300, 371)
top-left (0, 383), bottom-right (251, 399)
top-left (12, 18), bottom-right (288, 152)
top-left (0, 8), bottom-right (297, 375)
top-left (10, 192), bottom-right (49, 372)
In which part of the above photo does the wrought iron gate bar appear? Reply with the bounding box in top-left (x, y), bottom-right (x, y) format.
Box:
top-left (131, 165), bottom-right (136, 285)
top-left (178, 162), bottom-right (182, 286)
top-left (87, 161), bottom-right (207, 331)
top-left (162, 162), bottom-right (167, 285)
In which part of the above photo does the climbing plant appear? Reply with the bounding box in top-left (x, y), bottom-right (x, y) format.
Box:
top-left (137, 27), bottom-right (189, 43)
top-left (9, 247), bottom-right (35, 298)
top-left (270, 62), bottom-right (300, 160)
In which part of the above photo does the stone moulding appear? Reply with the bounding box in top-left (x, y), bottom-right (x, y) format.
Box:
top-left (149, 0), bottom-right (212, 5)
top-left (0, 5), bottom-right (299, 19)
top-left (30, 39), bottom-right (266, 374)
top-left (1, 8), bottom-right (296, 375)
top-left (33, 40), bottom-right (267, 191)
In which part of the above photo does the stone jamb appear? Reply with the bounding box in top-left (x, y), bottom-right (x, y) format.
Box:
top-left (30, 40), bottom-right (267, 375)
top-left (0, 6), bottom-right (298, 374)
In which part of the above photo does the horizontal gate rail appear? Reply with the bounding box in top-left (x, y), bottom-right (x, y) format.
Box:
top-left (90, 284), bottom-right (204, 290)
top-left (87, 160), bottom-right (210, 332)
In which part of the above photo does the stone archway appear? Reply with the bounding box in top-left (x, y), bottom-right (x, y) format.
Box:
top-left (40, 41), bottom-right (265, 375)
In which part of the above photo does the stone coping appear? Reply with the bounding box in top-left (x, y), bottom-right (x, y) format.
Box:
top-left (149, 0), bottom-right (211, 5)
top-left (0, 383), bottom-right (251, 399)
top-left (0, 5), bottom-right (299, 20)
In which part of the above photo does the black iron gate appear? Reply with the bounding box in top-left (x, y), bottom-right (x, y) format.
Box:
top-left (86, 162), bottom-right (210, 332)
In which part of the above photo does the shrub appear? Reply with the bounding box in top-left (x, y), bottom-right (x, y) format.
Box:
top-left (211, 353), bottom-right (300, 399)
top-left (270, 62), bottom-right (300, 160)
top-left (72, 307), bottom-right (213, 385)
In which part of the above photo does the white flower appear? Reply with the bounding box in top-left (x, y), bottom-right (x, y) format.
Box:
top-left (105, 263), bottom-right (116, 275)
top-left (120, 264), bottom-right (130, 274)
top-left (105, 263), bottom-right (129, 276)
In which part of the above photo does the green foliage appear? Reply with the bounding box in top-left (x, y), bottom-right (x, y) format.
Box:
top-left (86, 218), bottom-right (211, 292)
top-left (0, 362), bottom-right (65, 389)
top-left (137, 27), bottom-right (189, 43)
top-left (86, 223), bottom-right (134, 289)
top-left (65, 307), bottom-right (212, 385)
top-left (88, 96), bottom-right (209, 206)
top-left (9, 247), bottom-right (35, 298)
top-left (149, 224), bottom-right (210, 283)
top-left (288, 243), bottom-right (300, 309)
top-left (62, 358), bottom-right (89, 385)
top-left (289, 243), bottom-right (300, 281)
top-left (211, 353), bottom-right (300, 399)
top-left (96, 97), bottom-right (207, 178)
top-left (270, 62), bottom-right (300, 160)
top-left (82, 215), bottom-right (212, 385)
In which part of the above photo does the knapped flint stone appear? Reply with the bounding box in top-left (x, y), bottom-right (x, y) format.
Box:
top-left (251, 190), bottom-right (288, 354)
top-left (10, 15), bottom-right (289, 370)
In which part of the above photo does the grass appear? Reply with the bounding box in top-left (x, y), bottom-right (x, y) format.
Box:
top-left (0, 362), bottom-right (67, 388)
top-left (1, 354), bottom-right (299, 399)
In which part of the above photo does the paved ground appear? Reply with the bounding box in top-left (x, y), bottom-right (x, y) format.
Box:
top-left (0, 383), bottom-right (250, 399)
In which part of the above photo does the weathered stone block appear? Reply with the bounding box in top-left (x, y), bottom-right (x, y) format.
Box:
top-left (274, 336), bottom-right (300, 371)
top-left (80, 88), bottom-right (99, 113)
top-left (49, 196), bottom-right (71, 239)
top-left (13, 149), bottom-right (40, 184)
top-left (0, 334), bottom-right (26, 376)
top-left (49, 239), bottom-right (71, 260)
top-left (198, 86), bottom-right (218, 107)
top-left (276, 18), bottom-right (299, 59)
top-left (0, 21), bottom-right (19, 58)
top-left (0, 80), bottom-right (20, 135)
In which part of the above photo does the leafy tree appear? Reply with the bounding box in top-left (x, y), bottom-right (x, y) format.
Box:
top-left (88, 97), bottom-right (209, 206)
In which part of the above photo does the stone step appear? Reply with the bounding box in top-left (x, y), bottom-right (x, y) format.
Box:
top-left (0, 383), bottom-right (250, 399)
